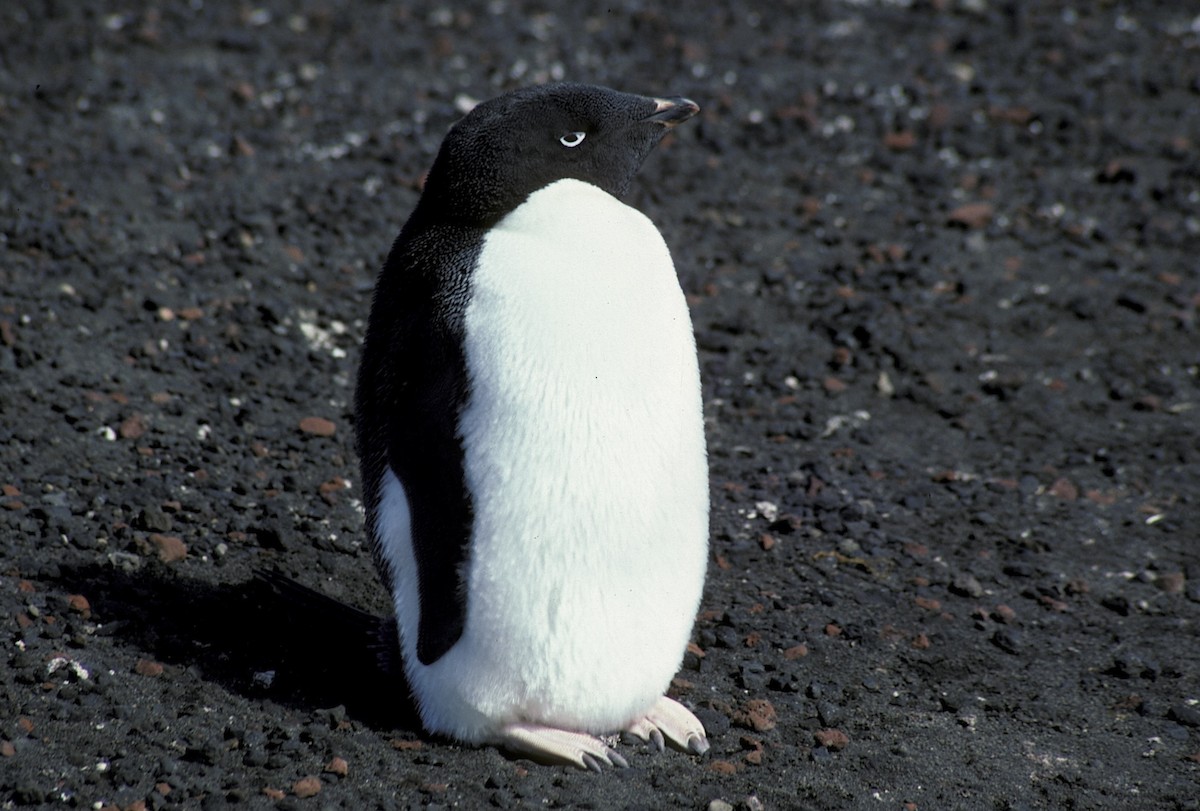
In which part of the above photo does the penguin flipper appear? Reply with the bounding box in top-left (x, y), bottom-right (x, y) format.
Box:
top-left (497, 724), bottom-right (629, 772)
top-left (624, 696), bottom-right (710, 755)
top-left (360, 224), bottom-right (483, 666)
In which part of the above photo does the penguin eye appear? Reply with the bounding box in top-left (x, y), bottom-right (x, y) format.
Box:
top-left (558, 131), bottom-right (586, 148)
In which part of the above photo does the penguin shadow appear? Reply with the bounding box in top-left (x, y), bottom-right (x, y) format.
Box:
top-left (51, 563), bottom-right (422, 733)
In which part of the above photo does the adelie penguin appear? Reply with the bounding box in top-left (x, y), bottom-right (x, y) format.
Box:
top-left (355, 82), bottom-right (709, 770)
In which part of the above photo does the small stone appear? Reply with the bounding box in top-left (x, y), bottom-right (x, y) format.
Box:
top-left (883, 130), bottom-right (916, 151)
top-left (299, 416), bottom-right (336, 437)
top-left (118, 414), bottom-right (147, 440)
top-left (783, 644), bottom-right (808, 660)
top-left (262, 787), bottom-right (286, 801)
top-left (708, 760), bottom-right (738, 775)
top-left (1048, 477), bottom-right (1078, 501)
top-left (149, 533), bottom-right (187, 563)
top-left (1168, 704), bottom-right (1200, 728)
top-left (0, 740), bottom-right (15, 757)
top-left (991, 604), bottom-right (1017, 623)
top-left (947, 201), bottom-right (994, 229)
top-left (1155, 572), bottom-right (1185, 594)
top-left (735, 699), bottom-right (777, 732)
top-left (813, 728), bottom-right (849, 751)
top-left (914, 596), bottom-right (941, 611)
top-left (319, 477), bottom-right (350, 505)
top-left (324, 756), bottom-right (349, 776)
top-left (950, 573), bottom-right (984, 598)
top-left (707, 800), bottom-right (735, 811)
top-left (292, 776), bottom-right (322, 798)
top-left (991, 628), bottom-right (1022, 654)
top-left (135, 658), bottom-right (164, 677)
top-left (66, 594), bottom-right (91, 616)
top-left (137, 506), bottom-right (172, 532)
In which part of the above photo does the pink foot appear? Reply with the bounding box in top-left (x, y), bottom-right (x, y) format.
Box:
top-left (497, 723), bottom-right (629, 771)
top-left (625, 696), bottom-right (709, 755)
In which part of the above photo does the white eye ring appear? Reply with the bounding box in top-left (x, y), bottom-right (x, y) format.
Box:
top-left (559, 131), bottom-right (586, 148)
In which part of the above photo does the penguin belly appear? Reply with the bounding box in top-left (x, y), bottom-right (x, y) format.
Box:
top-left (399, 178), bottom-right (708, 743)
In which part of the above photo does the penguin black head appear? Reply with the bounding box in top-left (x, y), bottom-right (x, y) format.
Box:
top-left (415, 83), bottom-right (699, 227)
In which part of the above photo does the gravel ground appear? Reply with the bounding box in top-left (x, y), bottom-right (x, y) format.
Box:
top-left (3, 1), bottom-right (1199, 809)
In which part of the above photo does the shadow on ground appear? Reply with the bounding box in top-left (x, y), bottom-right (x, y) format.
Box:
top-left (51, 563), bottom-right (422, 734)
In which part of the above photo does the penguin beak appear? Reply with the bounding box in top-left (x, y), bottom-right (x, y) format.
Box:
top-left (644, 96), bottom-right (700, 128)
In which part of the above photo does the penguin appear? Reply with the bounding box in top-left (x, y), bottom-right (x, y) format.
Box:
top-left (355, 82), bottom-right (709, 770)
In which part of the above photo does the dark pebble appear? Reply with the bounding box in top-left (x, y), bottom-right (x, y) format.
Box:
top-left (810, 746), bottom-right (833, 763)
top-left (137, 505), bottom-right (173, 532)
top-left (693, 707), bottom-right (730, 739)
top-left (991, 629), bottom-right (1023, 655)
top-left (816, 701), bottom-right (844, 727)
top-left (738, 661), bottom-right (768, 691)
top-left (714, 626), bottom-right (740, 649)
top-left (950, 573), bottom-right (984, 598)
top-left (1168, 704), bottom-right (1200, 728)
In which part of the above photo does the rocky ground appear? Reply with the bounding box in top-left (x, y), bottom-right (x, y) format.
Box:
top-left (3, 1), bottom-right (1199, 809)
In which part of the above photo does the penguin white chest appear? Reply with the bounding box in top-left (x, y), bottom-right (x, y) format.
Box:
top-left (423, 178), bottom-right (709, 738)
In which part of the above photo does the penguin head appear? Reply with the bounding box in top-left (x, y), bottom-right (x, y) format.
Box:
top-left (416, 83), bottom-right (699, 227)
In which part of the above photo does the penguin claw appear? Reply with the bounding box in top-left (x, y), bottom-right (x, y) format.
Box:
top-left (498, 723), bottom-right (629, 771)
top-left (624, 696), bottom-right (709, 757)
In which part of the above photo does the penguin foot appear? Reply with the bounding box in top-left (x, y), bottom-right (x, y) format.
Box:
top-left (498, 723), bottom-right (629, 771)
top-left (624, 696), bottom-right (710, 756)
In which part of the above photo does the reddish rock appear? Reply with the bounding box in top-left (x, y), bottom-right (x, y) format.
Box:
top-left (708, 760), bottom-right (739, 775)
top-left (299, 416), bottom-right (336, 437)
top-left (66, 594), bottom-right (90, 616)
top-left (737, 699), bottom-right (777, 732)
top-left (1048, 477), bottom-right (1078, 501)
top-left (946, 202), bottom-right (994, 229)
top-left (814, 728), bottom-right (850, 751)
top-left (149, 533), bottom-right (187, 563)
top-left (292, 777), bottom-right (322, 798)
top-left (135, 659), bottom-right (164, 677)
top-left (783, 644), bottom-right (808, 660)
top-left (0, 740), bottom-right (15, 757)
top-left (883, 130), bottom-right (916, 151)
top-left (324, 756), bottom-right (349, 776)
top-left (118, 414), bottom-right (146, 439)
top-left (992, 604), bottom-right (1017, 623)
top-left (319, 477), bottom-right (350, 504)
